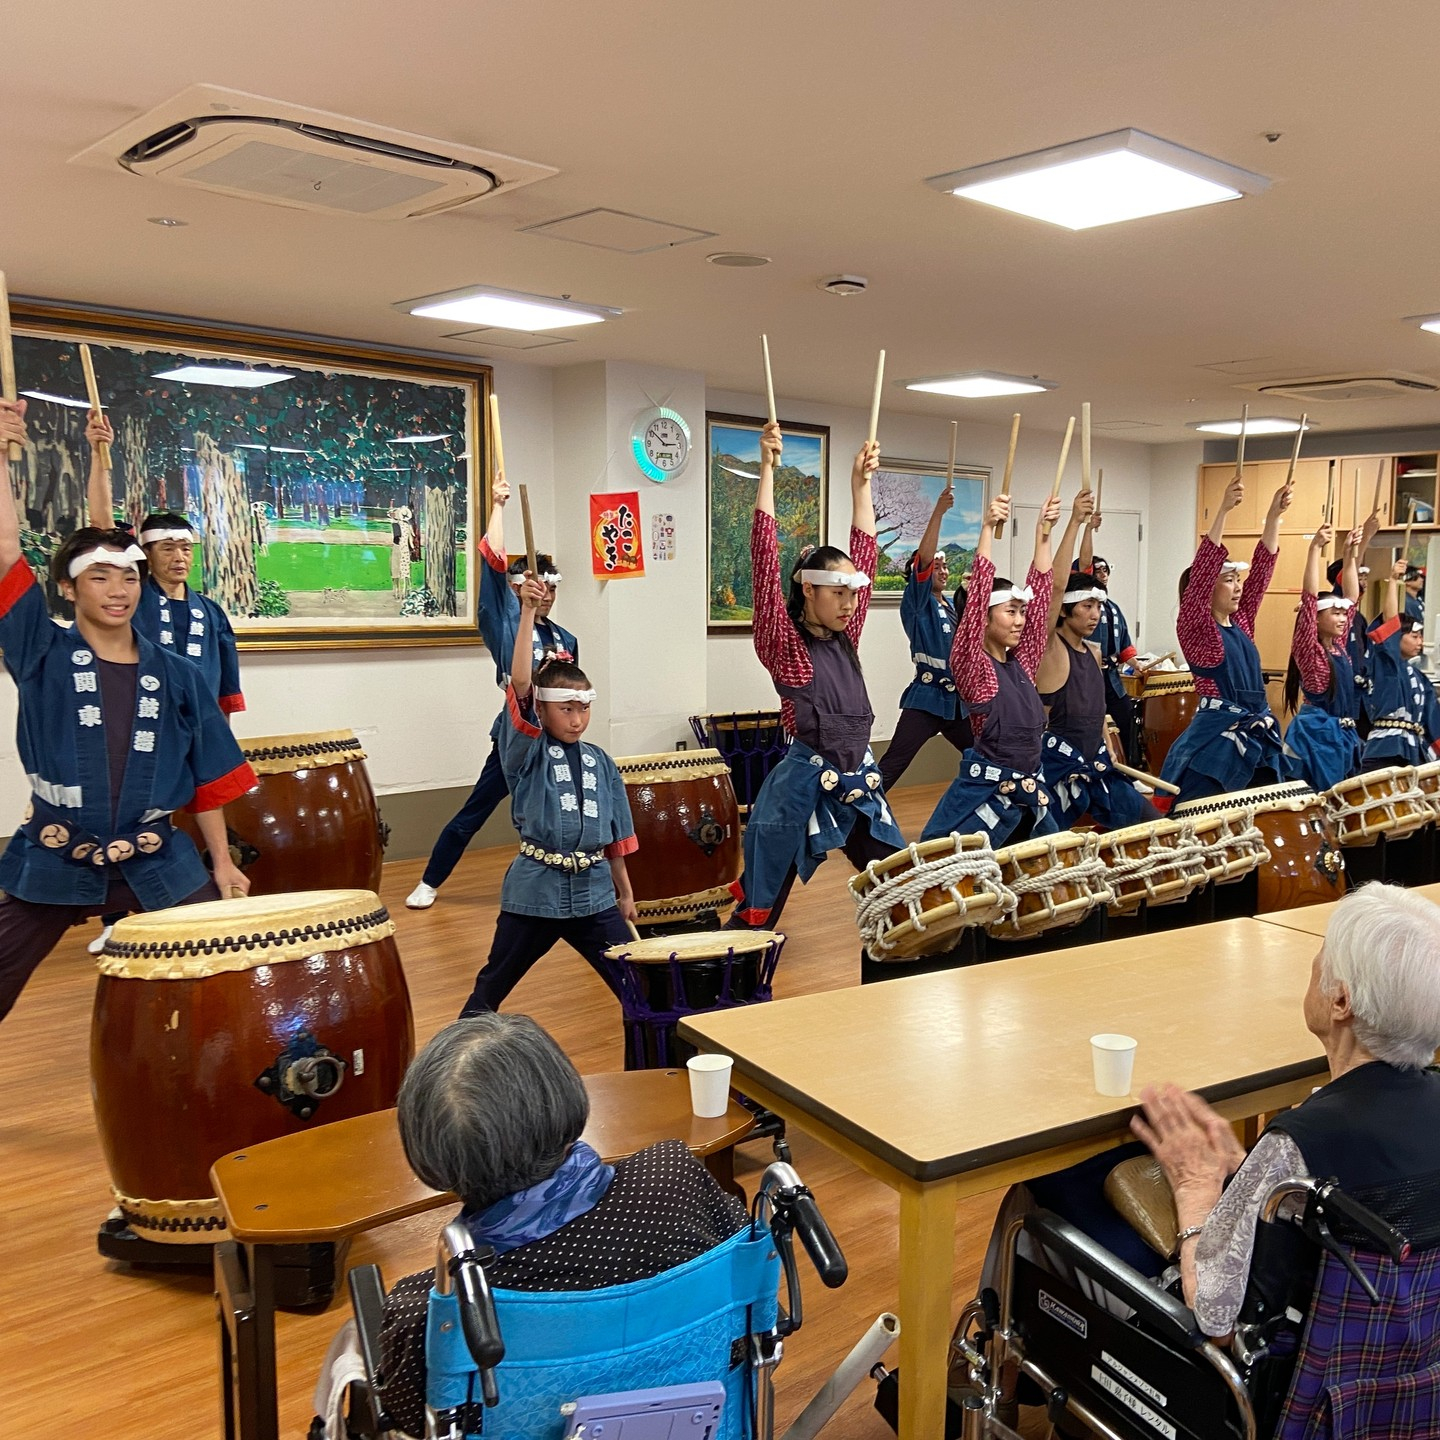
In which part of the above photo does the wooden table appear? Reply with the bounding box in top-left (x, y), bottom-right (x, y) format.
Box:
top-left (680, 917), bottom-right (1328, 1440)
top-left (1257, 880), bottom-right (1440, 937)
top-left (213, 1068), bottom-right (755, 1440)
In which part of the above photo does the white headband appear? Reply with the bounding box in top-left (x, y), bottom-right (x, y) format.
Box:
top-left (800, 568), bottom-right (870, 591)
top-left (988, 584), bottom-right (1034, 608)
top-left (1061, 586), bottom-right (1107, 605)
top-left (535, 686), bottom-right (596, 703)
top-left (1316, 595), bottom-right (1355, 612)
top-left (510, 571), bottom-right (563, 587)
top-left (1219, 561), bottom-right (1249, 575)
top-left (138, 527), bottom-right (195, 546)
top-left (68, 544), bottom-right (146, 579)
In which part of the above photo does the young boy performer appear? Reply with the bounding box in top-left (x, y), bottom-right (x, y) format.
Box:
top-left (1360, 558), bottom-right (1440, 771)
top-left (458, 572), bottom-right (636, 1015)
top-left (727, 423), bottom-right (902, 930)
top-left (1160, 473), bottom-right (1292, 805)
top-left (407, 474), bottom-right (578, 909)
top-left (0, 399), bottom-right (254, 1022)
top-left (921, 491), bottom-right (1064, 845)
top-left (877, 483), bottom-right (972, 794)
top-left (1037, 489), bottom-right (1160, 829)
top-left (1280, 524), bottom-right (1364, 791)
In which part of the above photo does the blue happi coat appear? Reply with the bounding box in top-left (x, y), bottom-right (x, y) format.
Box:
top-left (134, 578), bottom-right (244, 712)
top-left (0, 561), bottom-right (255, 907)
top-left (898, 559), bottom-right (961, 720)
top-left (1361, 615), bottom-right (1440, 768)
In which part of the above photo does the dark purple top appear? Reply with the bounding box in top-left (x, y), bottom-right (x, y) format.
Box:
top-left (1041, 641), bottom-right (1106, 756)
top-left (972, 653), bottom-right (1047, 773)
top-left (776, 634), bottom-right (874, 773)
top-left (97, 658), bottom-right (137, 825)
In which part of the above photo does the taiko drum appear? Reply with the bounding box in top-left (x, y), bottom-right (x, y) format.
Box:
top-left (1128, 672), bottom-right (1198, 777)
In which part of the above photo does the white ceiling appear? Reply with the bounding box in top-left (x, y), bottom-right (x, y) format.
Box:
top-left (6, 0), bottom-right (1440, 443)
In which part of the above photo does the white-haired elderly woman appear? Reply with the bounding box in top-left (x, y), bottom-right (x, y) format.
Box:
top-left (374, 1014), bottom-right (746, 1439)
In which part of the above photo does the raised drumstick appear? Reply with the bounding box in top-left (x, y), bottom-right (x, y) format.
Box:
top-left (1283, 412), bottom-right (1306, 489)
top-left (1080, 401), bottom-right (1092, 491)
top-left (1094, 466), bottom-right (1104, 524)
top-left (945, 420), bottom-right (957, 488)
top-left (1402, 497), bottom-right (1417, 573)
top-left (79, 344), bottom-right (113, 471)
top-left (488, 391), bottom-right (506, 482)
top-left (519, 482), bottom-right (538, 582)
top-left (1373, 458), bottom-right (1387, 520)
top-left (761, 333), bottom-right (777, 426)
top-left (867, 349), bottom-right (885, 447)
top-left (0, 271), bottom-right (20, 463)
top-left (1234, 403), bottom-right (1249, 478)
top-left (994, 412), bottom-right (1020, 540)
top-left (1041, 416), bottom-right (1075, 537)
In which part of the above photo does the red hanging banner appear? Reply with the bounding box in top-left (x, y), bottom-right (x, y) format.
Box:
top-left (589, 491), bottom-right (645, 579)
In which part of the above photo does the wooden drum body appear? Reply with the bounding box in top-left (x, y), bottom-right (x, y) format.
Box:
top-left (91, 890), bottom-right (414, 1242)
top-left (1416, 761), bottom-right (1440, 821)
top-left (178, 730), bottom-right (386, 894)
top-left (1175, 783), bottom-right (1345, 912)
top-left (688, 710), bottom-right (791, 818)
top-left (849, 836), bottom-right (1008, 959)
top-left (1325, 765), bottom-right (1430, 847)
top-left (1098, 820), bottom-right (1206, 916)
top-left (1133, 674), bottom-right (1197, 777)
top-left (616, 750), bottom-right (741, 924)
top-left (988, 831), bottom-right (1113, 940)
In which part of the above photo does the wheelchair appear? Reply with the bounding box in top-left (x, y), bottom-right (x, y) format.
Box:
top-left (941, 1175), bottom-right (1411, 1440)
top-left (338, 1157), bottom-right (898, 1440)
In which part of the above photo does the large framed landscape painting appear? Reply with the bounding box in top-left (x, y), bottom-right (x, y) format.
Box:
top-left (9, 302), bottom-right (486, 648)
top-left (870, 453), bottom-right (990, 597)
top-left (706, 412), bottom-right (828, 632)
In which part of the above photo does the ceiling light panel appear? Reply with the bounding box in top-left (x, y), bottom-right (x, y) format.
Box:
top-left (401, 286), bottom-right (618, 331)
top-left (904, 371), bottom-right (1056, 399)
top-left (1189, 417), bottom-right (1312, 435)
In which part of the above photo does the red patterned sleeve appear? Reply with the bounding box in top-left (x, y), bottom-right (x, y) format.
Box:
top-left (1237, 539), bottom-right (1277, 640)
top-left (751, 509), bottom-right (811, 687)
top-left (1177, 537), bottom-right (1227, 671)
top-left (1290, 592), bottom-right (1331, 694)
top-left (950, 553), bottom-right (999, 706)
top-left (1016, 564), bottom-right (1054, 681)
top-left (845, 526), bottom-right (878, 645)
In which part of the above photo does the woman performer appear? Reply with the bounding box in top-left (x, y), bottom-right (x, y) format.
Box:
top-left (920, 490), bottom-right (1064, 845)
top-left (877, 485), bottom-right (971, 793)
top-left (0, 399), bottom-right (254, 1023)
top-left (1160, 473), bottom-right (1292, 805)
top-left (1076, 514), bottom-right (1140, 761)
top-left (1360, 559), bottom-right (1440, 770)
top-left (1279, 524), bottom-right (1364, 791)
top-left (727, 423), bottom-right (901, 930)
top-left (407, 475), bottom-right (578, 909)
top-left (1037, 489), bottom-right (1160, 829)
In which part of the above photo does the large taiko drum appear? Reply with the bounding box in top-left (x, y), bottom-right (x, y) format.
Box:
top-left (1415, 761), bottom-right (1440, 821)
top-left (91, 889), bottom-right (413, 1243)
top-left (1174, 781), bottom-right (1345, 912)
top-left (1097, 819), bottom-right (1207, 916)
top-left (177, 730), bottom-right (387, 894)
top-left (987, 830), bottom-right (1113, 940)
top-left (615, 750), bottom-right (741, 924)
top-left (1127, 672), bottom-right (1197, 777)
top-left (1324, 766), bottom-right (1430, 847)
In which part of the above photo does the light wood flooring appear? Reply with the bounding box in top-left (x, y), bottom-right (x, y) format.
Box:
top-left (0, 782), bottom-right (1010, 1438)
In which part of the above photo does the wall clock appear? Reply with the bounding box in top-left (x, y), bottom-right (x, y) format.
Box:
top-left (630, 405), bottom-right (691, 483)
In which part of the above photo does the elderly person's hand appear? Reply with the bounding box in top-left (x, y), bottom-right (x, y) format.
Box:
top-left (1130, 1083), bottom-right (1245, 1205)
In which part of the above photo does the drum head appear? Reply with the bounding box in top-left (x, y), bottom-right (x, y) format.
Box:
top-left (238, 730), bottom-right (368, 774)
top-left (1174, 781), bottom-right (1316, 818)
top-left (615, 749), bottom-right (730, 783)
top-left (605, 929), bottom-right (781, 964)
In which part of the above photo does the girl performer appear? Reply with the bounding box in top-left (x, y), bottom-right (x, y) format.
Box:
top-left (921, 490), bottom-right (1065, 845)
top-left (877, 485), bottom-right (971, 793)
top-left (408, 474), bottom-right (579, 909)
top-left (1037, 489), bottom-right (1160, 828)
top-left (1360, 559), bottom-right (1440, 770)
top-left (459, 573), bottom-right (636, 1014)
top-left (0, 399), bottom-right (254, 1022)
top-left (727, 423), bottom-right (901, 930)
top-left (1280, 524), bottom-right (1364, 790)
top-left (1160, 473), bottom-right (1292, 805)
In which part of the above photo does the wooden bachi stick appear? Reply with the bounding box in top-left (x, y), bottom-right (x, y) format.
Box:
top-left (1283, 412), bottom-right (1306, 489)
top-left (867, 349), bottom-right (885, 447)
top-left (1080, 401), bottom-right (1092, 491)
top-left (0, 271), bottom-right (20, 463)
top-left (1094, 467), bottom-right (1104, 522)
top-left (488, 391), bottom-right (506, 482)
top-left (761, 333), bottom-right (777, 425)
top-left (519, 482), bottom-right (538, 580)
top-left (1352, 462), bottom-right (1361, 530)
top-left (1112, 757), bottom-right (1181, 796)
top-left (79, 344), bottom-right (112, 471)
top-left (1234, 403), bottom-right (1249, 478)
top-left (1042, 417), bottom-right (1076, 537)
top-left (1373, 458), bottom-right (1387, 521)
top-left (945, 420), bottom-right (957, 489)
top-left (1402, 497), bottom-right (1417, 572)
top-left (994, 412), bottom-right (1020, 540)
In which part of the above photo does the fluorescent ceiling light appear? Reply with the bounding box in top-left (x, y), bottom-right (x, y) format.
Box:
top-left (390, 433), bottom-right (451, 444)
top-left (154, 365), bottom-right (293, 388)
top-left (1408, 313), bottom-right (1440, 334)
top-left (234, 443), bottom-right (309, 453)
top-left (1189, 417), bottom-right (1312, 436)
top-left (400, 285), bottom-right (618, 331)
top-left (21, 389), bottom-right (91, 408)
top-left (905, 371), bottom-right (1056, 399)
top-left (926, 129), bottom-right (1269, 231)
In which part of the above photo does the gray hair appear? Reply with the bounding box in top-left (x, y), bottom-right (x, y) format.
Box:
top-left (1321, 882), bottom-right (1440, 1070)
top-left (397, 1014), bottom-right (590, 1211)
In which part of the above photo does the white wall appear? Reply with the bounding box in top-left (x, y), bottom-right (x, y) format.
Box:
top-left (1144, 440), bottom-right (1206, 661)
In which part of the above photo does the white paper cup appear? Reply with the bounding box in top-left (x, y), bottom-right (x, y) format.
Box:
top-left (686, 1054), bottom-right (734, 1118)
top-left (1091, 1034), bottom-right (1138, 1097)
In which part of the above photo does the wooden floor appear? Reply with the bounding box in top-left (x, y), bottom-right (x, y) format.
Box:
top-left (0, 781), bottom-right (1020, 1438)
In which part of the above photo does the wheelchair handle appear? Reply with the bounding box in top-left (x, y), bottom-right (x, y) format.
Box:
top-left (1315, 1179), bottom-right (1410, 1262)
top-left (758, 1161), bottom-right (848, 1288)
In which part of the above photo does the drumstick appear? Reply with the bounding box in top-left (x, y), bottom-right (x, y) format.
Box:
top-left (0, 271), bottom-right (20, 463)
top-left (518, 482), bottom-right (538, 580)
top-left (761, 334), bottom-right (777, 425)
top-left (1352, 461), bottom-right (1361, 531)
top-left (488, 392), bottom-right (506, 482)
top-left (79, 344), bottom-right (112, 471)
top-left (1402, 497), bottom-right (1416, 571)
top-left (1136, 651), bottom-right (1177, 674)
top-left (1372, 457), bottom-right (1387, 520)
top-left (994, 412), bottom-right (1020, 540)
top-left (1041, 416), bottom-right (1075, 537)
top-left (945, 420), bottom-right (957, 489)
top-left (626, 919), bottom-right (642, 942)
top-left (1234, 403), bottom-right (1248, 479)
top-left (1111, 757), bottom-right (1182, 796)
top-left (866, 349), bottom-right (885, 447)
top-left (1093, 466), bottom-right (1103, 525)
top-left (1284, 413), bottom-right (1306, 490)
top-left (1080, 402), bottom-right (1091, 492)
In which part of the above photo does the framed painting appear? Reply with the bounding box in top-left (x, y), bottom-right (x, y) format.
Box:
top-left (870, 453), bottom-right (990, 598)
top-left (9, 302), bottom-right (487, 648)
top-left (706, 412), bottom-right (828, 632)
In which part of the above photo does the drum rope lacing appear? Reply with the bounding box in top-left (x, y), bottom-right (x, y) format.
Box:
top-left (1003, 844), bottom-right (1114, 916)
top-left (241, 736), bottom-right (365, 761)
top-left (1182, 813), bottom-right (1270, 878)
top-left (851, 839), bottom-right (1017, 955)
top-left (99, 905), bottom-right (393, 960)
top-left (1325, 777), bottom-right (1428, 831)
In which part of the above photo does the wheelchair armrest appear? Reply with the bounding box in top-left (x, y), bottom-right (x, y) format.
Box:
top-left (1023, 1210), bottom-right (1208, 1352)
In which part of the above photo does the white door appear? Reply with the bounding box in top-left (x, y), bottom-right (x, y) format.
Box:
top-left (1005, 506), bottom-right (1144, 648)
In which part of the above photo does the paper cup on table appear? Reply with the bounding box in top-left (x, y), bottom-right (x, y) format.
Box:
top-left (1091, 1034), bottom-right (1138, 1097)
top-left (687, 1054), bottom-right (734, 1118)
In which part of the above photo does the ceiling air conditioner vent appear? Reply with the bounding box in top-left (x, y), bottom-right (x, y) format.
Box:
top-left (1250, 373), bottom-right (1439, 404)
top-left (70, 83), bottom-right (558, 221)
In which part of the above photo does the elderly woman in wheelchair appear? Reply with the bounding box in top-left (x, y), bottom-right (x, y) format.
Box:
top-left (952, 882), bottom-right (1440, 1440)
top-left (321, 1013), bottom-right (866, 1440)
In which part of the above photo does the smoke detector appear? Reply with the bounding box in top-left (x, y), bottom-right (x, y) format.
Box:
top-left (817, 274), bottom-right (868, 297)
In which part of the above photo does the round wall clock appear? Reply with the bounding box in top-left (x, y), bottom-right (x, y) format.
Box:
top-left (630, 405), bottom-right (691, 483)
